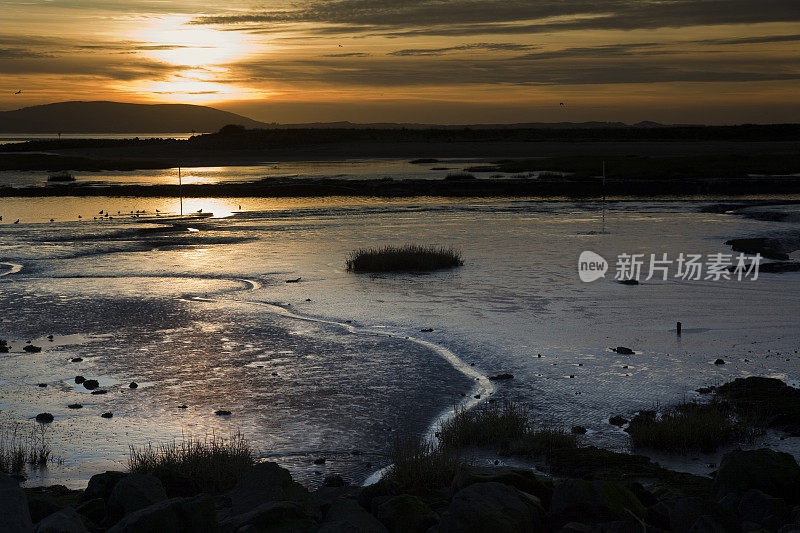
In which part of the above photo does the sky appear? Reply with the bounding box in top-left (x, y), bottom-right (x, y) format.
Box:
top-left (1, 0), bottom-right (799, 124)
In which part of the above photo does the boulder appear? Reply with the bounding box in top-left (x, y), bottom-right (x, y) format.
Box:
top-left (28, 497), bottom-right (61, 523)
top-left (614, 347), bottom-right (634, 355)
top-left (107, 473), bottom-right (168, 521)
top-left (558, 522), bottom-right (596, 533)
top-left (668, 497), bottom-right (710, 532)
top-left (80, 471), bottom-right (127, 503)
top-left (451, 466), bottom-right (552, 508)
top-left (712, 449), bottom-right (800, 504)
top-left (687, 515), bottom-right (728, 533)
top-left (24, 345), bottom-right (42, 353)
top-left (373, 494), bottom-right (438, 533)
top-left (33, 507), bottom-right (88, 533)
top-left (82, 380), bottom-right (99, 390)
top-left (609, 416), bottom-right (628, 427)
top-left (0, 474), bottom-right (34, 532)
top-left (226, 462), bottom-right (310, 516)
top-left (438, 482), bottom-right (545, 533)
top-left (35, 413), bottom-right (54, 423)
top-left (74, 376), bottom-right (85, 385)
top-left (222, 500), bottom-right (317, 532)
top-left (550, 479), bottom-right (645, 526)
top-left (571, 426), bottom-right (588, 435)
top-left (107, 495), bottom-right (216, 533)
top-left (739, 489), bottom-right (790, 531)
top-left (318, 497), bottom-right (386, 532)
top-left (151, 466), bottom-right (201, 498)
top-left (323, 474), bottom-right (347, 488)
top-left (75, 498), bottom-right (106, 525)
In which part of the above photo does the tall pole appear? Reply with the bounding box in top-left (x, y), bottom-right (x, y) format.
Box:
top-left (602, 161), bottom-right (606, 234)
top-left (178, 166), bottom-right (183, 216)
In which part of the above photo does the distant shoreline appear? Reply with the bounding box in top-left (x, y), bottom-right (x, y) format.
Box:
top-left (3, 175), bottom-right (800, 199)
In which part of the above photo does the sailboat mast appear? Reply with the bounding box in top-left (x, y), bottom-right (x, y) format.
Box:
top-left (178, 166), bottom-right (183, 216)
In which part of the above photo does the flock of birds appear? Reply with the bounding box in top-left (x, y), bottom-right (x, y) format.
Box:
top-left (1, 207), bottom-right (215, 225)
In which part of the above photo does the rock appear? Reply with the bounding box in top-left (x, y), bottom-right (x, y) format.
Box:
top-left (91, 390), bottom-right (108, 395)
top-left (451, 465), bottom-right (553, 508)
top-left (214, 410), bottom-right (231, 416)
top-left (313, 458), bottom-right (326, 465)
top-left (618, 279), bottom-right (639, 285)
top-left (129, 382), bottom-right (138, 389)
top-left (739, 489), bottom-right (789, 530)
top-left (74, 376), bottom-right (85, 385)
top-left (558, 522), bottom-right (596, 533)
top-left (571, 426), bottom-right (588, 435)
top-left (319, 497), bottom-right (386, 532)
top-left (312, 486), bottom-right (360, 516)
top-left (38, 383), bottom-right (48, 388)
top-left (696, 387), bottom-right (715, 394)
top-left (68, 404), bottom-right (83, 409)
top-left (226, 462), bottom-right (310, 516)
top-left (107, 473), bottom-right (168, 521)
top-left (178, 405), bottom-right (187, 409)
top-left (28, 497), bottom-right (61, 524)
top-left (150, 466), bottom-right (201, 499)
top-left (712, 449), bottom-right (800, 504)
top-left (107, 495), bottom-right (216, 533)
top-left (74, 498), bottom-right (106, 525)
top-left (669, 497), bottom-right (712, 532)
top-left (80, 471), bottom-right (127, 503)
top-left (24, 345), bottom-right (42, 353)
top-left (488, 373), bottom-right (514, 381)
top-left (222, 500), bottom-right (316, 532)
top-left (439, 482), bottom-right (545, 533)
top-left (420, 328), bottom-right (434, 332)
top-left (0, 474), bottom-right (34, 532)
top-left (614, 347), bottom-right (634, 355)
top-left (71, 358), bottom-right (83, 363)
top-left (101, 412), bottom-right (113, 418)
top-left (36, 413), bottom-right (54, 423)
top-left (550, 479), bottom-right (646, 526)
top-left (609, 416), bottom-right (628, 427)
top-left (82, 379), bottom-right (99, 390)
top-left (714, 359), bottom-right (725, 365)
top-left (34, 507), bottom-right (89, 533)
top-left (324, 474), bottom-right (347, 488)
top-left (688, 515), bottom-right (729, 533)
top-left (373, 494), bottom-right (438, 533)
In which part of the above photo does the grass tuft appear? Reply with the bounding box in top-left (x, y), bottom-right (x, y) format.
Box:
top-left (0, 422), bottom-right (51, 475)
top-left (346, 244), bottom-right (463, 272)
top-left (384, 435), bottom-right (459, 490)
top-left (128, 432), bottom-right (255, 493)
top-left (626, 401), bottom-right (761, 453)
top-left (438, 402), bottom-right (577, 456)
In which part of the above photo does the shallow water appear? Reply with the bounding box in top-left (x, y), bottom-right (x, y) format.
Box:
top-left (0, 197), bottom-right (799, 488)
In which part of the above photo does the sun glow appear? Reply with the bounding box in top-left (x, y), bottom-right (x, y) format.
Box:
top-left (127, 15), bottom-right (260, 103)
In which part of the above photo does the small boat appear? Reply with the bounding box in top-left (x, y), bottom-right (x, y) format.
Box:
top-left (47, 171), bottom-right (76, 182)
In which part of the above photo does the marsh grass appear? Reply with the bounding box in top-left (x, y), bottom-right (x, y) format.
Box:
top-left (346, 244), bottom-right (463, 272)
top-left (0, 422), bottom-right (52, 475)
top-left (438, 402), bottom-right (577, 456)
top-left (626, 400), bottom-right (762, 453)
top-left (128, 432), bottom-right (254, 493)
top-left (384, 436), bottom-right (459, 490)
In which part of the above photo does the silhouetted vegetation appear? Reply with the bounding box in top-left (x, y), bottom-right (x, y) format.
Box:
top-left (0, 422), bottom-right (52, 475)
top-left (128, 432), bottom-right (254, 493)
top-left (346, 245), bottom-right (463, 272)
top-left (438, 402), bottom-right (577, 456)
top-left (384, 436), bottom-right (459, 491)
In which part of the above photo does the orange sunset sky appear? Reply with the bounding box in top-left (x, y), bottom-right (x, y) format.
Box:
top-left (1, 0), bottom-right (799, 124)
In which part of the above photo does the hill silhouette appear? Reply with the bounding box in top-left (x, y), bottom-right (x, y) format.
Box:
top-left (0, 101), bottom-right (267, 133)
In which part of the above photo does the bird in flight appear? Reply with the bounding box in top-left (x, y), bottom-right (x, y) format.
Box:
top-left (14, 90), bottom-right (22, 95)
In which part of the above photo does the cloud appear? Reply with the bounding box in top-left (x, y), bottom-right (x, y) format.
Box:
top-left (389, 42), bottom-right (535, 56)
top-left (192, 0), bottom-right (800, 37)
top-left (322, 52), bottom-right (371, 57)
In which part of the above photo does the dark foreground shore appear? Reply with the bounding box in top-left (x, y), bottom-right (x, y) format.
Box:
top-left (5, 377), bottom-right (800, 532)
